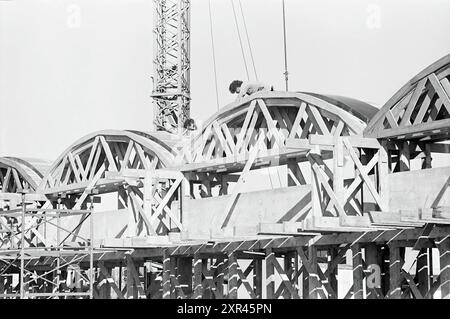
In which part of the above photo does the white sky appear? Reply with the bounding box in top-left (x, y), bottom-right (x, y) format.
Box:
top-left (1, 0), bottom-right (450, 161)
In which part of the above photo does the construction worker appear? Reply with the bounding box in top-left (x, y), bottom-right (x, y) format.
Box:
top-left (229, 80), bottom-right (273, 101)
top-left (183, 118), bottom-right (197, 131)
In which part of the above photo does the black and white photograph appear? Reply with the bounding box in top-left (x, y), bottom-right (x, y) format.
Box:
top-left (0, 0), bottom-right (450, 306)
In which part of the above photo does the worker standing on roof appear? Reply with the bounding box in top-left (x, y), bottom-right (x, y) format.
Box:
top-left (229, 80), bottom-right (273, 101)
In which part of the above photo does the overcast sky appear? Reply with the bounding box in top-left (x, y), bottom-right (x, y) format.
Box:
top-left (1, 0), bottom-right (450, 161)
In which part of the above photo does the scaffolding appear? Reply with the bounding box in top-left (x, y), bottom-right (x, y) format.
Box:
top-left (0, 192), bottom-right (94, 299)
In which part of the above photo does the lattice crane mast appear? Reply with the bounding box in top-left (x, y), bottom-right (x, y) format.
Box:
top-left (151, 0), bottom-right (191, 134)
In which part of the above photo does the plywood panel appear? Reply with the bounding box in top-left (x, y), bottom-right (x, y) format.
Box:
top-left (389, 166), bottom-right (450, 211)
top-left (180, 185), bottom-right (311, 237)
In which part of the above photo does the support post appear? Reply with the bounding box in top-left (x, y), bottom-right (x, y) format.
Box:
top-left (193, 254), bottom-right (203, 299)
top-left (162, 250), bottom-right (171, 299)
top-left (333, 137), bottom-right (345, 207)
top-left (417, 143), bottom-right (432, 295)
top-left (253, 258), bottom-right (263, 299)
top-left (328, 247), bottom-right (338, 298)
top-left (126, 256), bottom-right (139, 299)
top-left (266, 248), bottom-right (275, 299)
top-left (352, 244), bottom-right (364, 299)
top-left (365, 243), bottom-right (381, 299)
top-left (310, 146), bottom-right (322, 218)
top-left (177, 257), bottom-right (193, 296)
top-left (283, 252), bottom-right (294, 299)
top-left (307, 246), bottom-right (320, 299)
top-left (417, 248), bottom-right (430, 296)
top-left (388, 244), bottom-right (402, 299)
top-left (228, 252), bottom-right (238, 299)
top-left (202, 259), bottom-right (211, 299)
top-left (437, 237), bottom-right (450, 299)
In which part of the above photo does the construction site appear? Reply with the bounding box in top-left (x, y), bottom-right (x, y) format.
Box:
top-left (0, 0), bottom-right (450, 300)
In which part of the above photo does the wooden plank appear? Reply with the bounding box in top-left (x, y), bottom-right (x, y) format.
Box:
top-left (308, 154), bottom-right (345, 216)
top-left (83, 137), bottom-right (100, 180)
top-left (257, 99), bottom-right (285, 148)
top-left (285, 138), bottom-right (316, 151)
top-left (385, 110), bottom-right (398, 128)
top-left (11, 169), bottom-right (22, 191)
top-left (271, 256), bottom-right (300, 299)
top-left (272, 107), bottom-right (289, 140)
top-left (88, 143), bottom-right (102, 181)
top-left (127, 189), bottom-right (157, 236)
top-left (120, 140), bottom-right (134, 172)
top-left (74, 154), bottom-right (87, 182)
top-left (149, 176), bottom-right (183, 227)
top-left (280, 108), bottom-right (293, 131)
top-left (374, 118), bottom-right (450, 139)
top-left (429, 73), bottom-right (450, 114)
top-left (98, 262), bottom-right (125, 299)
top-left (216, 134), bottom-right (264, 229)
top-left (67, 152), bottom-right (82, 183)
top-left (343, 138), bottom-right (388, 211)
top-left (1, 168), bottom-right (11, 192)
top-left (402, 270), bottom-right (423, 299)
top-left (306, 105), bottom-right (330, 136)
top-left (316, 264), bottom-right (337, 299)
top-left (309, 134), bottom-right (381, 149)
top-left (235, 100), bottom-right (257, 152)
top-left (221, 123), bottom-right (237, 154)
top-left (99, 136), bottom-right (118, 172)
top-left (300, 118), bottom-right (312, 139)
top-left (133, 143), bottom-right (150, 170)
top-left (297, 246), bottom-right (323, 299)
top-left (72, 165), bottom-right (105, 210)
top-left (333, 120), bottom-right (345, 137)
top-left (400, 77), bottom-right (427, 126)
top-left (333, 137), bottom-right (344, 207)
top-left (153, 192), bottom-right (184, 231)
top-left (309, 147), bottom-right (323, 219)
top-left (413, 88), bottom-right (434, 125)
top-left (195, 124), bottom-right (213, 161)
top-left (212, 121), bottom-right (233, 157)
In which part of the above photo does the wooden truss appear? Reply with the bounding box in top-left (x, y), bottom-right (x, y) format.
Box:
top-left (38, 130), bottom-right (174, 199)
top-left (182, 93), bottom-right (365, 164)
top-left (0, 158), bottom-right (45, 194)
top-left (365, 54), bottom-right (450, 140)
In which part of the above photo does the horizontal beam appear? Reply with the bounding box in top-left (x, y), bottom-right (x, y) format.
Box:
top-left (366, 118), bottom-right (450, 139)
top-left (309, 135), bottom-right (382, 149)
top-left (0, 193), bottom-right (47, 202)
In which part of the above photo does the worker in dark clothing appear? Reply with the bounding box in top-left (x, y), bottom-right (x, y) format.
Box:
top-left (229, 80), bottom-right (273, 101)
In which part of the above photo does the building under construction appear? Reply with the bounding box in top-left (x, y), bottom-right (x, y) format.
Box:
top-left (0, 1), bottom-right (450, 299)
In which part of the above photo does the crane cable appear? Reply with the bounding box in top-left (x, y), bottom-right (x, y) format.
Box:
top-left (282, 0), bottom-right (289, 91)
top-left (237, 0), bottom-right (258, 81)
top-left (230, 0), bottom-right (250, 81)
top-left (208, 0), bottom-right (220, 111)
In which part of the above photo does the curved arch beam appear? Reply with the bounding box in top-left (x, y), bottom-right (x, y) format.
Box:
top-left (186, 92), bottom-right (368, 164)
top-left (365, 54), bottom-right (450, 139)
top-left (0, 157), bottom-right (44, 192)
top-left (38, 130), bottom-right (176, 195)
